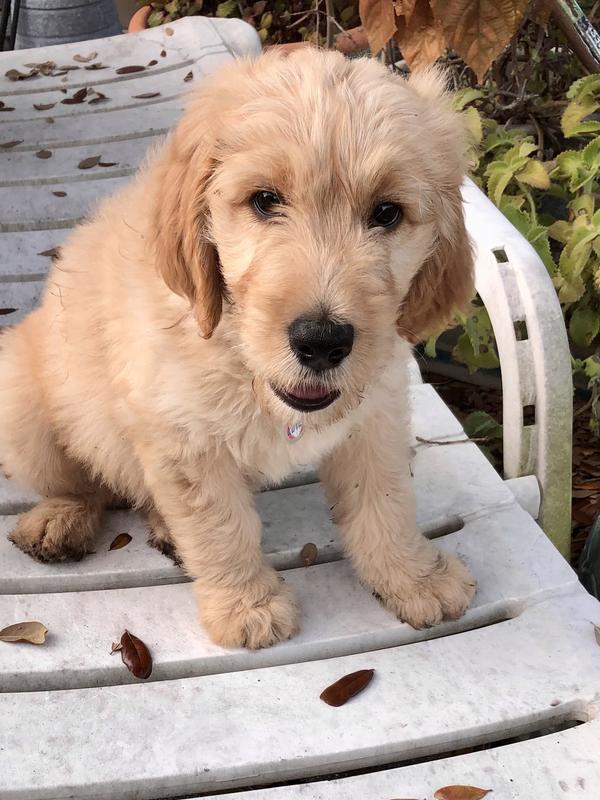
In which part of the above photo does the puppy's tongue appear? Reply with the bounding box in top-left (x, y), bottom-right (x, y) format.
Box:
top-left (288, 385), bottom-right (330, 401)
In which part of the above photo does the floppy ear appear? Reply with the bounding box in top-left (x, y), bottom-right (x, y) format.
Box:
top-left (150, 124), bottom-right (223, 339)
top-left (396, 67), bottom-right (475, 343)
top-left (396, 186), bottom-right (474, 343)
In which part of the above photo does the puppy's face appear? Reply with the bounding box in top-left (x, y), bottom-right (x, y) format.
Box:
top-left (153, 51), bottom-right (473, 425)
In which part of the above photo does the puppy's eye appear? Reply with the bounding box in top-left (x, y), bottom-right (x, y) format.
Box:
top-left (251, 190), bottom-right (282, 218)
top-left (369, 202), bottom-right (402, 229)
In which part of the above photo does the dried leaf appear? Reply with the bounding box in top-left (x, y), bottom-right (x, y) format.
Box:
top-left (0, 106), bottom-right (16, 112)
top-left (434, 787), bottom-right (492, 800)
top-left (33, 102), bottom-right (55, 111)
top-left (52, 191), bottom-right (67, 197)
top-left (36, 149), bottom-right (52, 159)
top-left (574, 480), bottom-right (600, 490)
top-left (160, 49), bottom-right (167, 57)
top-left (98, 161), bottom-right (119, 168)
top-left (120, 630), bottom-right (152, 679)
top-left (0, 308), bottom-right (17, 315)
top-left (38, 247), bottom-right (61, 258)
top-left (116, 65), bottom-right (146, 75)
top-left (184, 71), bottom-right (194, 82)
top-left (320, 668), bottom-right (374, 706)
top-left (61, 87), bottom-right (88, 105)
top-left (5, 67), bottom-right (37, 81)
top-left (133, 92), bottom-right (161, 99)
top-left (84, 63), bottom-right (108, 71)
top-left (0, 140), bottom-right (23, 149)
top-left (165, 27), bottom-right (174, 35)
top-left (300, 542), bottom-right (318, 567)
top-left (359, 0), bottom-right (396, 54)
top-left (78, 155), bottom-right (101, 170)
top-left (73, 51), bottom-right (97, 63)
top-left (395, 0), bottom-right (447, 70)
top-left (148, 59), bottom-right (158, 66)
top-left (110, 640), bottom-right (122, 653)
top-left (430, 0), bottom-right (530, 82)
top-left (88, 93), bottom-right (109, 105)
top-left (0, 621), bottom-right (48, 644)
top-left (109, 533), bottom-right (132, 550)
top-left (593, 623), bottom-right (600, 647)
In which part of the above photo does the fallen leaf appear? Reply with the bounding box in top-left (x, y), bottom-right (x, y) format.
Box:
top-left (88, 93), bottom-right (109, 105)
top-left (320, 668), bottom-right (374, 706)
top-left (0, 308), bottom-right (17, 315)
top-left (78, 155), bottom-right (101, 169)
top-left (98, 161), bottom-right (118, 167)
top-left (0, 106), bottom-right (16, 112)
top-left (73, 51), bottom-right (97, 63)
top-left (165, 27), bottom-right (174, 35)
top-left (116, 65), bottom-right (146, 75)
top-left (133, 92), bottom-right (161, 99)
top-left (300, 542), bottom-right (318, 567)
top-left (36, 149), bottom-right (52, 159)
top-left (84, 63), bottom-right (108, 70)
top-left (0, 140), bottom-right (23, 148)
top-left (148, 59), bottom-right (158, 66)
top-left (38, 247), bottom-right (61, 258)
top-left (434, 787), bottom-right (493, 800)
top-left (574, 480), bottom-right (600, 491)
top-left (52, 191), bottom-right (67, 197)
top-left (5, 67), bottom-right (37, 81)
top-left (33, 102), bottom-right (55, 111)
top-left (109, 532), bottom-right (132, 550)
top-left (110, 641), bottom-right (122, 654)
top-left (184, 71), bottom-right (193, 82)
top-left (61, 87), bottom-right (88, 105)
top-left (593, 623), bottom-right (600, 647)
top-left (0, 621), bottom-right (48, 644)
top-left (160, 49), bottom-right (167, 57)
top-left (120, 630), bottom-right (152, 679)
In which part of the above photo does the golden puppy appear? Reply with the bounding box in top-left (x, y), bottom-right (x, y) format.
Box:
top-left (0, 49), bottom-right (476, 648)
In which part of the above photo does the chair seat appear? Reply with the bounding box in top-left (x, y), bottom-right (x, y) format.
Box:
top-left (0, 17), bottom-right (598, 800)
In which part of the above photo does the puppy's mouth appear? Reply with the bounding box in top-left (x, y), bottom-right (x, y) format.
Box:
top-left (272, 384), bottom-right (340, 412)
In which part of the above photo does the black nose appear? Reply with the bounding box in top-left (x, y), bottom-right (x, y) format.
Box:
top-left (288, 317), bottom-right (354, 371)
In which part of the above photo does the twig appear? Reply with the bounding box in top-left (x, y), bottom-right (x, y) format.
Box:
top-left (324, 0), bottom-right (334, 48)
top-left (416, 435), bottom-right (491, 446)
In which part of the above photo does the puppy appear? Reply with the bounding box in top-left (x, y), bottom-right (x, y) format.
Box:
top-left (0, 49), bottom-right (476, 648)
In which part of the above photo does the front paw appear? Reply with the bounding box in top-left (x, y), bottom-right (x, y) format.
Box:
top-left (377, 554), bottom-right (476, 629)
top-left (198, 572), bottom-right (300, 649)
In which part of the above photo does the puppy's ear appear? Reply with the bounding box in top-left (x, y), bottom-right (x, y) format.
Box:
top-left (396, 68), bottom-right (475, 343)
top-left (150, 123), bottom-right (222, 338)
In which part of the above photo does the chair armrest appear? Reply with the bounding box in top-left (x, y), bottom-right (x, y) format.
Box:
top-left (460, 177), bottom-right (573, 557)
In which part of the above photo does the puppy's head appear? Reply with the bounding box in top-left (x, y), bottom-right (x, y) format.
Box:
top-left (151, 50), bottom-right (473, 423)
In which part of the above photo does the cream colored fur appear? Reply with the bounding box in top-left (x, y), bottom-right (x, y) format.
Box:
top-left (0, 49), bottom-right (476, 648)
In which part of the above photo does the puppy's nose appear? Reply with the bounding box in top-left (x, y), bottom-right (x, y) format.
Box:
top-left (288, 317), bottom-right (354, 371)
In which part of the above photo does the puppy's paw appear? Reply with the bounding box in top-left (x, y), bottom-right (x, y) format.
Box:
top-left (147, 509), bottom-right (183, 567)
top-left (199, 574), bottom-right (300, 649)
top-left (9, 497), bottom-right (100, 563)
top-left (377, 554), bottom-right (476, 629)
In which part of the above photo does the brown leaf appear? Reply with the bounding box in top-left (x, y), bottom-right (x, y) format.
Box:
top-left (359, 0), bottom-right (397, 54)
top-left (395, 0), bottom-right (418, 19)
top-left (0, 106), bottom-right (16, 112)
top-left (98, 161), bottom-right (119, 168)
top-left (33, 102), bottom-right (55, 111)
top-left (133, 92), bottom-right (161, 99)
top-left (120, 630), bottom-right (152, 679)
top-left (38, 247), bottom-right (61, 258)
top-left (593, 623), bottom-right (600, 647)
top-left (61, 87), bottom-right (88, 105)
top-left (73, 51), bottom-right (98, 63)
top-left (84, 63), bottom-right (108, 71)
top-left (184, 71), bottom-right (193, 82)
top-left (165, 26), bottom-right (174, 35)
top-left (0, 308), bottom-right (17, 315)
top-left (88, 93), bottom-right (109, 105)
top-left (0, 140), bottom-right (23, 149)
top-left (78, 155), bottom-right (101, 170)
top-left (430, 0), bottom-right (530, 82)
top-left (36, 149), bottom-right (52, 159)
top-left (148, 59), bottom-right (158, 66)
top-left (300, 542), bottom-right (318, 567)
top-left (160, 49), bottom-right (167, 57)
top-left (0, 621), bottom-right (48, 644)
top-left (52, 191), bottom-right (67, 197)
top-left (116, 65), bottom-right (146, 74)
top-left (528, 0), bottom-right (551, 28)
top-left (109, 533), bottom-right (132, 550)
top-left (5, 67), bottom-right (37, 81)
top-left (574, 480), bottom-right (600, 491)
top-left (320, 668), bottom-right (374, 706)
top-left (434, 787), bottom-right (492, 800)
top-left (110, 640), bottom-right (123, 654)
top-left (395, 0), bottom-right (447, 70)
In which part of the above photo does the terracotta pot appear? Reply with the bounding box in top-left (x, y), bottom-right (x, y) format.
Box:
top-left (128, 5), bottom-right (151, 32)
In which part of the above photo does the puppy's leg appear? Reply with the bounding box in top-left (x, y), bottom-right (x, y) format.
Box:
top-left (320, 393), bottom-right (476, 629)
top-left (147, 507), bottom-right (182, 566)
top-left (140, 446), bottom-right (299, 649)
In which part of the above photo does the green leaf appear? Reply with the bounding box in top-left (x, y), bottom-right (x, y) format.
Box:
top-left (517, 159), bottom-right (550, 189)
top-left (548, 220), bottom-right (572, 244)
top-left (562, 99), bottom-right (600, 138)
top-left (566, 74), bottom-right (600, 103)
top-left (340, 5), bottom-right (356, 23)
top-left (260, 11), bottom-right (272, 27)
top-left (452, 306), bottom-right (500, 373)
top-left (463, 410), bottom-right (503, 441)
top-left (569, 306), bottom-right (600, 347)
top-left (451, 88), bottom-right (484, 112)
top-left (424, 334), bottom-right (438, 358)
top-left (501, 205), bottom-right (556, 275)
top-left (216, 0), bottom-right (237, 16)
top-left (463, 106), bottom-right (483, 147)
